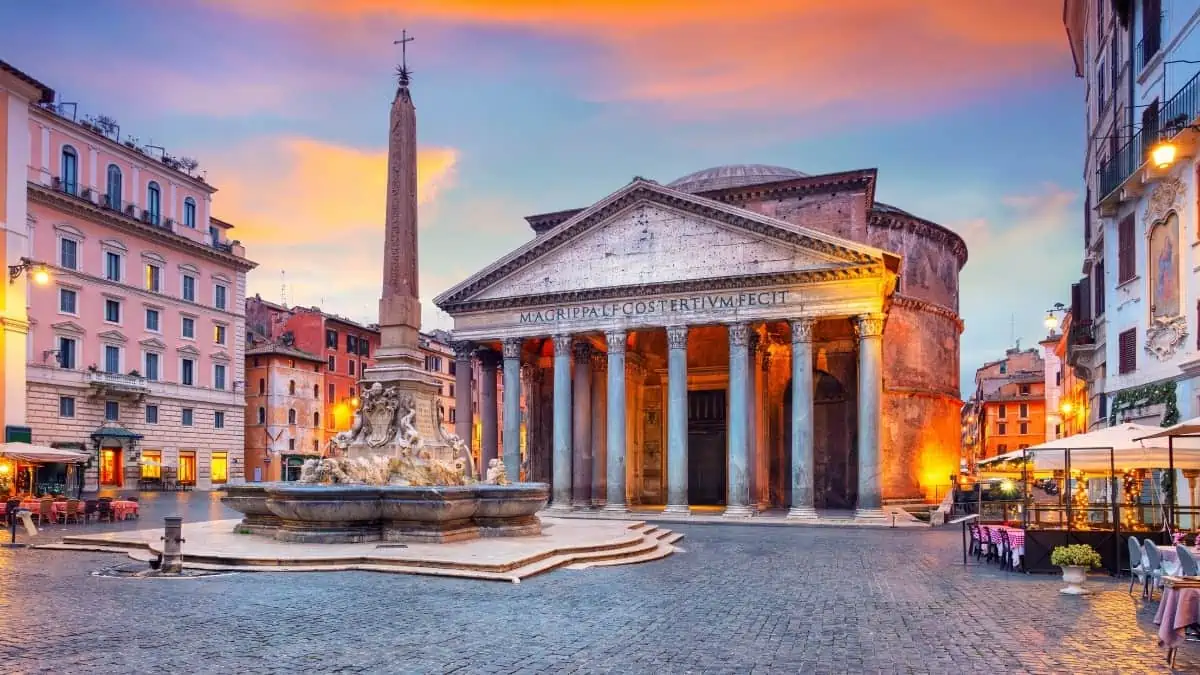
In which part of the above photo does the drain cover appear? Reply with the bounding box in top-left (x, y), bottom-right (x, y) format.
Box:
top-left (92, 562), bottom-right (233, 579)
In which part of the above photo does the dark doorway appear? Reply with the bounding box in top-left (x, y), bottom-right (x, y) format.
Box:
top-left (687, 389), bottom-right (727, 505)
top-left (783, 369), bottom-right (857, 510)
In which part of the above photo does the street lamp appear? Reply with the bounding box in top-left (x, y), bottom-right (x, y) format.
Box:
top-left (1060, 401), bottom-right (1074, 415)
top-left (7, 257), bottom-right (49, 285)
top-left (1152, 140), bottom-right (1178, 169)
top-left (1044, 302), bottom-right (1067, 332)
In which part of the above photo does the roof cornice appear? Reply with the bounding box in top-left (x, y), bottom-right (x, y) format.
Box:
top-left (868, 209), bottom-right (968, 269)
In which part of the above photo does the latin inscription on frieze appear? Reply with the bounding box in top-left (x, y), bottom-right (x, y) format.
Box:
top-left (518, 290), bottom-right (789, 324)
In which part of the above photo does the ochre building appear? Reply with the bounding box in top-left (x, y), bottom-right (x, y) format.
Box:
top-left (435, 165), bottom-right (966, 516)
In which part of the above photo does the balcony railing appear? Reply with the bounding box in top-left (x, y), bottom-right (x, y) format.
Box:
top-left (1070, 321), bottom-right (1096, 347)
top-left (87, 370), bottom-right (150, 399)
top-left (1099, 69), bottom-right (1200, 200)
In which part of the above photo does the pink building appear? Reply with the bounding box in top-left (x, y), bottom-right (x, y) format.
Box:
top-left (5, 60), bottom-right (255, 492)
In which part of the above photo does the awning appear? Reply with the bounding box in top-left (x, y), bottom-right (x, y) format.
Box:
top-left (0, 442), bottom-right (90, 463)
top-left (1135, 416), bottom-right (1200, 442)
top-left (977, 423), bottom-right (1200, 472)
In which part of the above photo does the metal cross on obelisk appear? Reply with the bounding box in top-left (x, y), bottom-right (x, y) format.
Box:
top-left (394, 30), bottom-right (414, 84)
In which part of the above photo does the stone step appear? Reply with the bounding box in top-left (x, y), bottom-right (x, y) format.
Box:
top-left (509, 530), bottom-right (680, 578)
top-left (566, 540), bottom-right (681, 570)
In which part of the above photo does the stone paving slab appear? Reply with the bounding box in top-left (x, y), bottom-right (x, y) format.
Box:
top-left (40, 516), bottom-right (681, 582)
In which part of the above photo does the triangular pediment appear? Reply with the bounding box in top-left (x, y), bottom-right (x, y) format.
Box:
top-left (51, 320), bottom-right (86, 336)
top-left (176, 344), bottom-right (201, 356)
top-left (97, 329), bottom-right (127, 344)
top-left (435, 180), bottom-right (892, 309)
top-left (139, 337), bottom-right (167, 350)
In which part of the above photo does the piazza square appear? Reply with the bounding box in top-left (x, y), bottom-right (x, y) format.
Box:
top-left (3, 1), bottom-right (1200, 673)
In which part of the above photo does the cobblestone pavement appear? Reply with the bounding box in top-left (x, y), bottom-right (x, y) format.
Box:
top-left (0, 493), bottom-right (1189, 673)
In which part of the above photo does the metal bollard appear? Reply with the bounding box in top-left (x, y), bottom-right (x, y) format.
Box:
top-left (160, 516), bottom-right (185, 574)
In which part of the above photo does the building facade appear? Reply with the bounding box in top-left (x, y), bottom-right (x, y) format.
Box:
top-left (1, 60), bottom-right (254, 491)
top-left (437, 165), bottom-right (967, 516)
top-left (1065, 0), bottom-right (1200, 430)
top-left (243, 342), bottom-right (324, 482)
top-left (968, 348), bottom-right (1049, 461)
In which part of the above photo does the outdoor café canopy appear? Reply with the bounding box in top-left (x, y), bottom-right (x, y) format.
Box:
top-left (0, 442), bottom-right (89, 463)
top-left (978, 423), bottom-right (1200, 472)
top-left (1135, 416), bottom-right (1200, 443)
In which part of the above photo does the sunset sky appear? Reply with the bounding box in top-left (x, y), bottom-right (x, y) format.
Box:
top-left (1, 0), bottom-right (1083, 395)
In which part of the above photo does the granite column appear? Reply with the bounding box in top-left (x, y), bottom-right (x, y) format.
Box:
top-left (664, 325), bottom-right (690, 514)
top-left (787, 318), bottom-right (818, 519)
top-left (604, 330), bottom-right (628, 512)
top-left (478, 349), bottom-right (501, 476)
top-left (855, 314), bottom-right (886, 521)
top-left (502, 338), bottom-right (523, 481)
top-left (590, 354), bottom-right (608, 507)
top-left (550, 335), bottom-right (574, 510)
top-left (724, 322), bottom-right (753, 517)
top-left (572, 341), bottom-right (593, 507)
top-left (452, 342), bottom-right (475, 471)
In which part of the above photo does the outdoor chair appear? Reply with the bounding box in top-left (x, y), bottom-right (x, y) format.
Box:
top-left (96, 500), bottom-right (114, 523)
top-left (62, 499), bottom-right (81, 525)
top-left (82, 499), bottom-right (98, 523)
top-left (36, 498), bottom-right (53, 526)
top-left (1142, 540), bottom-right (1166, 600)
top-left (1128, 536), bottom-right (1147, 593)
top-left (996, 529), bottom-right (1012, 571)
top-left (1178, 544), bottom-right (1200, 577)
top-left (968, 523), bottom-right (984, 558)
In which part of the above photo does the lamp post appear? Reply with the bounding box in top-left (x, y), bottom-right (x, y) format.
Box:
top-left (1043, 302), bottom-right (1067, 333)
top-left (7, 258), bottom-right (50, 285)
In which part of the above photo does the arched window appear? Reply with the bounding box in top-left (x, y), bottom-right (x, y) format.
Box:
top-left (288, 408), bottom-right (296, 425)
top-left (288, 380), bottom-right (296, 395)
top-left (258, 378), bottom-right (265, 395)
top-left (183, 197), bottom-right (196, 228)
top-left (313, 384), bottom-right (320, 399)
top-left (256, 407), bottom-right (265, 424)
top-left (314, 411), bottom-right (320, 427)
top-left (60, 146), bottom-right (78, 194)
top-left (146, 181), bottom-right (161, 225)
top-left (106, 164), bottom-right (122, 210)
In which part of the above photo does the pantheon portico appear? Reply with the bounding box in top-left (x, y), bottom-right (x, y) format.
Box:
top-left (435, 166), bottom-right (966, 518)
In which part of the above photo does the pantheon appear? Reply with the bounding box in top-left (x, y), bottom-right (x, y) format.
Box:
top-left (435, 164), bottom-right (966, 519)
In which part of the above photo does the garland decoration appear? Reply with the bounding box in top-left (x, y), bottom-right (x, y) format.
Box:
top-left (1108, 380), bottom-right (1180, 427)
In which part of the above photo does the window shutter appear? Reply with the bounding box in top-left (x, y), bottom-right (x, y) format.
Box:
top-left (1119, 329), bottom-right (1137, 373)
top-left (1084, 188), bottom-right (1092, 247)
top-left (1094, 260), bottom-right (1106, 317)
top-left (1118, 215), bottom-right (1136, 283)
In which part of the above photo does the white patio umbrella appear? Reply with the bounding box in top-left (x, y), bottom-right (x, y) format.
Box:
top-left (0, 442), bottom-right (89, 463)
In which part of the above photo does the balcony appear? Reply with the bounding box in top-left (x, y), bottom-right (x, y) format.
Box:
top-left (1098, 69), bottom-right (1200, 207)
top-left (87, 370), bottom-right (150, 401)
top-left (1136, 30), bottom-right (1162, 74)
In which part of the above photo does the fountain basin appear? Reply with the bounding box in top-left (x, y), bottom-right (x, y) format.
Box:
top-left (220, 483), bottom-right (282, 536)
top-left (232, 483), bottom-right (549, 544)
top-left (267, 484), bottom-right (383, 544)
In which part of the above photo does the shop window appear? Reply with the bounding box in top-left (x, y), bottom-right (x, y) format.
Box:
top-left (178, 451), bottom-right (196, 485)
top-left (141, 450), bottom-right (162, 479)
top-left (211, 452), bottom-right (228, 484)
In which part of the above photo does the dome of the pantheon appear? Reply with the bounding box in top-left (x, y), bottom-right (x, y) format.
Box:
top-left (666, 164), bottom-right (809, 194)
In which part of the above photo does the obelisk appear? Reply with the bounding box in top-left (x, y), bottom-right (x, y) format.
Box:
top-left (352, 33), bottom-right (446, 457)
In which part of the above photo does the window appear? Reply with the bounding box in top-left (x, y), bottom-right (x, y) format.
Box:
top-left (214, 411), bottom-right (225, 429)
top-left (359, 340), bottom-right (369, 357)
top-left (179, 451), bottom-right (196, 484)
top-left (181, 316), bottom-right (195, 339)
top-left (328, 383), bottom-right (335, 402)
top-left (181, 408), bottom-right (194, 426)
top-left (209, 225), bottom-right (220, 246)
top-left (1056, 371), bottom-right (1062, 386)
top-left (182, 274), bottom-right (196, 302)
top-left (350, 386), bottom-right (356, 398)
top-left (998, 406), bottom-right (1007, 419)
top-left (346, 334), bottom-right (357, 353)
top-left (60, 237), bottom-right (78, 270)
top-left (314, 411), bottom-right (320, 426)
top-left (449, 360), bottom-right (457, 376)
top-left (313, 440), bottom-right (319, 453)
top-left (448, 407), bottom-right (456, 424)
top-left (997, 444), bottom-right (1008, 453)
top-left (145, 264), bottom-right (161, 292)
top-left (998, 363), bottom-right (1007, 375)
top-left (214, 284), bottom-right (227, 310)
top-left (313, 384), bottom-right (320, 399)
top-left (104, 345), bottom-right (120, 374)
top-left (106, 164), bottom-right (122, 210)
top-left (327, 356), bottom-right (336, 371)
top-left (1055, 424), bottom-right (1062, 438)
top-left (145, 352), bottom-right (160, 381)
top-left (349, 361), bottom-right (356, 376)
top-left (425, 355), bottom-right (442, 372)
top-left (105, 251), bottom-right (122, 282)
top-left (211, 452), bottom-right (228, 484)
top-left (256, 406), bottom-right (267, 424)
top-left (1019, 422), bottom-right (1029, 435)
top-left (58, 288), bottom-right (77, 314)
top-left (57, 337), bottom-right (76, 369)
top-left (1143, 0), bottom-right (1162, 64)
top-left (104, 400), bottom-right (119, 421)
top-left (214, 364), bottom-right (227, 390)
top-left (146, 182), bottom-right (161, 225)
top-left (288, 380), bottom-right (296, 395)
top-left (288, 439), bottom-right (296, 451)
top-left (214, 324), bottom-right (227, 345)
top-left (1118, 214), bottom-right (1136, 283)
top-left (181, 358), bottom-right (195, 386)
top-left (60, 146), bottom-right (78, 194)
top-left (258, 378), bottom-right (266, 395)
top-left (288, 409), bottom-right (297, 425)
top-left (183, 197), bottom-right (196, 228)
top-left (326, 329), bottom-right (338, 348)
top-left (1119, 328), bottom-right (1137, 373)
top-left (145, 404), bottom-right (159, 424)
top-left (1095, 259), bottom-right (1106, 316)
top-left (59, 396), bottom-right (75, 418)
top-left (104, 298), bottom-right (121, 323)
top-left (141, 450), bottom-right (161, 479)
top-left (1019, 384), bottom-right (1030, 396)
top-left (145, 308), bottom-right (160, 332)
top-left (998, 423), bottom-right (1007, 435)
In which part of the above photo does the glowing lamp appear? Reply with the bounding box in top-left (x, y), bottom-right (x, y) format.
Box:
top-left (0, 463), bottom-right (10, 475)
top-left (31, 266), bottom-right (50, 285)
top-left (1152, 140), bottom-right (1178, 170)
top-left (1044, 313), bottom-right (1059, 331)
top-left (1060, 401), bottom-right (1074, 415)
top-left (999, 479), bottom-right (1016, 494)
top-left (350, 397), bottom-right (360, 408)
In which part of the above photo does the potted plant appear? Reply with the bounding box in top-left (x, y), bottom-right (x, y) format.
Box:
top-left (1051, 544), bottom-right (1103, 595)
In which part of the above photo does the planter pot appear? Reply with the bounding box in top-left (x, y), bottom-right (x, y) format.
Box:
top-left (1059, 565), bottom-right (1090, 595)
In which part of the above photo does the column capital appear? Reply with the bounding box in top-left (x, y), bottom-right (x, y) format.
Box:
top-left (552, 334), bottom-right (573, 356)
top-left (502, 337), bottom-right (523, 360)
top-left (854, 314), bottom-right (886, 339)
top-left (665, 325), bottom-right (688, 350)
top-left (790, 318), bottom-right (815, 344)
top-left (477, 348), bottom-right (502, 369)
top-left (605, 330), bottom-right (627, 354)
top-left (727, 322), bottom-right (749, 347)
top-left (572, 340), bottom-right (592, 364)
top-left (453, 340), bottom-right (476, 361)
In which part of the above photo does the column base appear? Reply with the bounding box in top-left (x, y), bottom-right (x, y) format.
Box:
top-left (602, 503), bottom-right (629, 514)
top-left (722, 504), bottom-right (755, 518)
top-left (590, 498), bottom-right (607, 509)
top-left (662, 504), bottom-right (691, 515)
top-left (545, 502), bottom-right (575, 514)
top-left (786, 505), bottom-right (819, 520)
top-left (571, 499), bottom-right (592, 509)
top-left (854, 507), bottom-right (888, 522)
